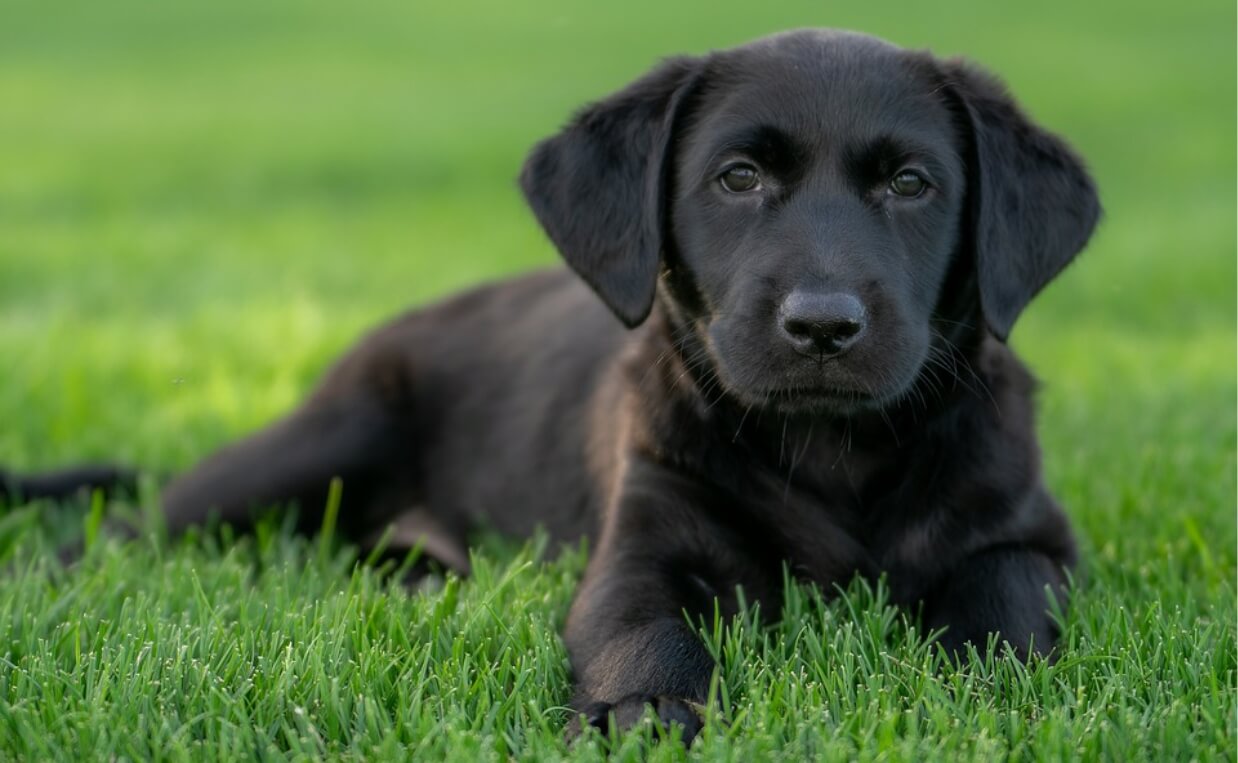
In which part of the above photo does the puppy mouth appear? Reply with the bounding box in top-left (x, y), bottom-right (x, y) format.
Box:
top-left (732, 356), bottom-right (926, 413)
top-left (700, 322), bottom-right (924, 414)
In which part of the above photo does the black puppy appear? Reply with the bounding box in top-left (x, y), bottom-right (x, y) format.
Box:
top-left (4, 29), bottom-right (1099, 742)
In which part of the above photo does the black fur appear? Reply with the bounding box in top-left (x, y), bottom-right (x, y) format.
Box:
top-left (520, 57), bottom-right (701, 327)
top-left (942, 61), bottom-right (1101, 339)
top-left (4, 30), bottom-right (1099, 745)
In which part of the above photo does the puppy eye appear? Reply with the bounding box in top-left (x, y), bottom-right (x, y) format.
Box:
top-left (719, 164), bottom-right (761, 193)
top-left (888, 170), bottom-right (927, 198)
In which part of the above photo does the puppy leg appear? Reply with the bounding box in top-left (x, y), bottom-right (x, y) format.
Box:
top-left (922, 546), bottom-right (1070, 660)
top-left (56, 390), bottom-right (408, 562)
top-left (563, 464), bottom-right (740, 745)
top-left (159, 392), bottom-right (404, 539)
top-left (565, 564), bottom-right (715, 744)
top-left (359, 507), bottom-right (470, 581)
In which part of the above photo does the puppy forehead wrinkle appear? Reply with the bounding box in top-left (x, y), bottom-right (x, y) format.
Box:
top-left (692, 57), bottom-right (955, 156)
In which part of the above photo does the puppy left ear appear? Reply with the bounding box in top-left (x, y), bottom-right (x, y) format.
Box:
top-left (519, 57), bottom-right (701, 328)
top-left (944, 61), bottom-right (1102, 340)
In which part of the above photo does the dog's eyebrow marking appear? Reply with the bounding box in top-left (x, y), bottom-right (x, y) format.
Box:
top-left (706, 124), bottom-right (809, 175)
top-left (856, 134), bottom-right (941, 165)
top-left (844, 133), bottom-right (950, 191)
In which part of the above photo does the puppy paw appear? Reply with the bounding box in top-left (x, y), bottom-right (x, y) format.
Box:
top-left (567, 694), bottom-right (703, 745)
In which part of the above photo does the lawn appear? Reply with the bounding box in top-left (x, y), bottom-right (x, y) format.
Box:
top-left (0, 0), bottom-right (1234, 759)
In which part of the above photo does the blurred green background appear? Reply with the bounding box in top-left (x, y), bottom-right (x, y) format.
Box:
top-left (0, 0), bottom-right (1231, 457)
top-left (0, 1), bottom-right (1233, 757)
top-left (3, 0), bottom-right (1236, 578)
top-left (1, 0), bottom-right (1234, 563)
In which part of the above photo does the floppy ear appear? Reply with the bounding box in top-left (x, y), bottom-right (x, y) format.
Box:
top-left (945, 62), bottom-right (1101, 340)
top-left (519, 58), bottom-right (701, 327)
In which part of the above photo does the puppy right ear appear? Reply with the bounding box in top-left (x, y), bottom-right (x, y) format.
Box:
top-left (519, 58), bottom-right (701, 328)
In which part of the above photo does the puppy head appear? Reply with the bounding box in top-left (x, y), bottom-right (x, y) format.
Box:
top-left (521, 30), bottom-right (1100, 414)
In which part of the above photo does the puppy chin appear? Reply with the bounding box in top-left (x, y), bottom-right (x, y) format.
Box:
top-left (762, 389), bottom-right (877, 417)
top-left (709, 351), bottom-right (924, 418)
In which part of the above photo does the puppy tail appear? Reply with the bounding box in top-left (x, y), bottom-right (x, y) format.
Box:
top-left (0, 464), bottom-right (140, 505)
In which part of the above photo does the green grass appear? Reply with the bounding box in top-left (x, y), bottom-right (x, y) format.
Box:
top-left (0, 0), bottom-right (1234, 759)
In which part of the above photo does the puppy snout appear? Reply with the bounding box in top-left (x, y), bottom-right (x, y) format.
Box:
top-left (778, 291), bottom-right (867, 357)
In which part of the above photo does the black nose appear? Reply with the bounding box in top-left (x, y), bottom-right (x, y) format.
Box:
top-left (778, 291), bottom-right (867, 357)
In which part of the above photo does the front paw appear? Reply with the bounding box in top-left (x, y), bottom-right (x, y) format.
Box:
top-left (567, 694), bottom-right (704, 745)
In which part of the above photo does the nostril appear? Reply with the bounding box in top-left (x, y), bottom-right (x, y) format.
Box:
top-left (782, 316), bottom-right (814, 339)
top-left (831, 318), bottom-right (862, 340)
